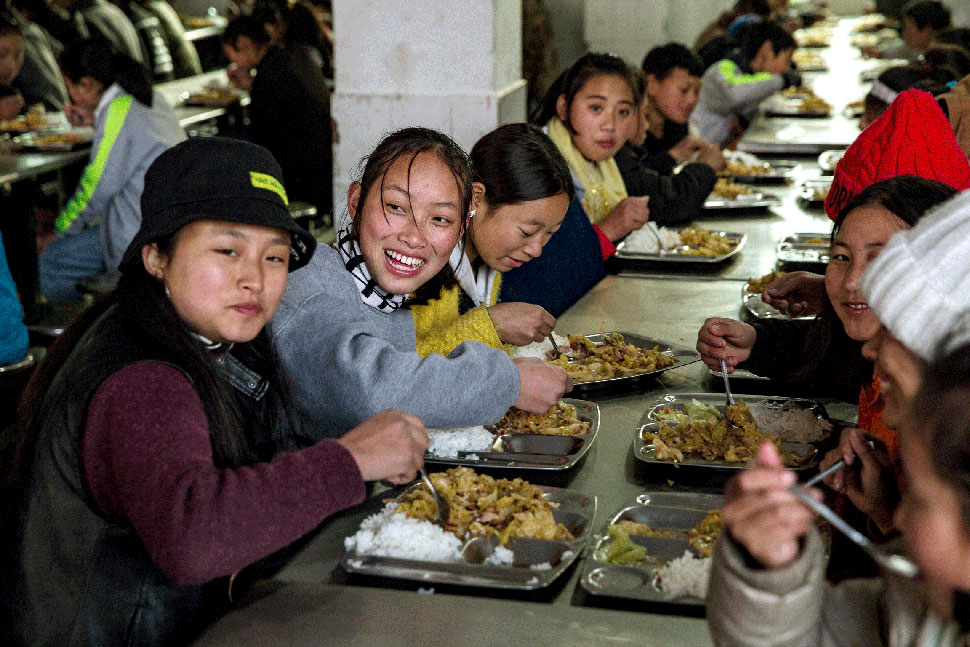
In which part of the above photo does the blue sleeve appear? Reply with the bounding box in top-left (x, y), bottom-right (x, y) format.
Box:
top-left (0, 232), bottom-right (28, 365)
top-left (499, 199), bottom-right (606, 317)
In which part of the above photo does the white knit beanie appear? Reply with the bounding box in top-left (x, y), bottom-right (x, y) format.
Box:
top-left (860, 190), bottom-right (970, 361)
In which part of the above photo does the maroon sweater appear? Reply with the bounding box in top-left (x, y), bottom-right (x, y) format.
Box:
top-left (81, 361), bottom-right (366, 585)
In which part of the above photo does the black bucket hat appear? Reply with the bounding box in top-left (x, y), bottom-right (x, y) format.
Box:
top-left (120, 137), bottom-right (316, 272)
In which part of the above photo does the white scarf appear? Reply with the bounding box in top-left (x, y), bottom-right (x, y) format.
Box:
top-left (334, 227), bottom-right (408, 313)
top-left (447, 245), bottom-right (499, 307)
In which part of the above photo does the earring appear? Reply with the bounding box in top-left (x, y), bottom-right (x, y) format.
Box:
top-left (164, 284), bottom-right (171, 298)
top-left (469, 210), bottom-right (477, 218)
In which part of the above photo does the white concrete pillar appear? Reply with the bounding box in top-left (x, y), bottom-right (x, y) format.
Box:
top-left (331, 0), bottom-right (526, 217)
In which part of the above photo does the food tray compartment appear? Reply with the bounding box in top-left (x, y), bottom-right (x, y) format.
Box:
top-left (797, 179), bottom-right (832, 205)
top-left (776, 232), bottom-right (830, 269)
top-left (633, 393), bottom-right (828, 473)
top-left (424, 398), bottom-right (600, 471)
top-left (342, 484), bottom-right (596, 590)
top-left (614, 230), bottom-right (746, 263)
top-left (563, 332), bottom-right (700, 398)
top-left (13, 127), bottom-right (93, 151)
top-left (817, 149), bottom-right (845, 173)
top-left (580, 493), bottom-right (723, 605)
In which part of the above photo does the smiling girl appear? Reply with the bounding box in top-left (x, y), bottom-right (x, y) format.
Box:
top-left (412, 123), bottom-right (572, 355)
top-left (3, 138), bottom-right (429, 646)
top-left (531, 53), bottom-right (651, 258)
top-left (271, 127), bottom-right (571, 441)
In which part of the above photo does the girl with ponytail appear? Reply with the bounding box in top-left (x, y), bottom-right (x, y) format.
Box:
top-left (37, 38), bottom-right (185, 302)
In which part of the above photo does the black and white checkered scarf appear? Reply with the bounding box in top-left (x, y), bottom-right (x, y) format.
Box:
top-left (334, 227), bottom-right (408, 313)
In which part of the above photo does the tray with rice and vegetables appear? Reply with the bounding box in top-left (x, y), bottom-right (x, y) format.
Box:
top-left (703, 178), bottom-right (782, 210)
top-left (763, 92), bottom-right (833, 118)
top-left (718, 151), bottom-right (799, 183)
top-left (580, 491), bottom-right (724, 606)
top-left (424, 399), bottom-right (600, 471)
top-left (741, 272), bottom-right (815, 321)
top-left (531, 332), bottom-right (699, 397)
top-left (614, 225), bottom-right (746, 263)
top-left (634, 393), bottom-right (834, 474)
top-left (797, 178), bottom-right (832, 206)
top-left (342, 467), bottom-right (596, 589)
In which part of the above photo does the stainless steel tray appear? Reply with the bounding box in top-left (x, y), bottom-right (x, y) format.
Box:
top-left (718, 161), bottom-right (799, 183)
top-left (702, 191), bottom-right (783, 210)
top-left (615, 230), bottom-right (746, 263)
top-left (633, 392), bottom-right (825, 472)
top-left (817, 149), bottom-right (845, 173)
top-left (797, 179), bottom-right (832, 205)
top-left (707, 366), bottom-right (770, 382)
top-left (425, 399), bottom-right (600, 471)
top-left (580, 492), bottom-right (723, 605)
top-left (741, 286), bottom-right (814, 321)
top-left (564, 332), bottom-right (701, 398)
top-left (342, 483), bottom-right (596, 590)
top-left (776, 232), bottom-right (830, 268)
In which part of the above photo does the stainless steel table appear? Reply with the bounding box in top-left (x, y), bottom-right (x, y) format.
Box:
top-left (192, 17), bottom-right (872, 647)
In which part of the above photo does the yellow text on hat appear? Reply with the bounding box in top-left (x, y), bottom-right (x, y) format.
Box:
top-left (250, 171), bottom-right (289, 205)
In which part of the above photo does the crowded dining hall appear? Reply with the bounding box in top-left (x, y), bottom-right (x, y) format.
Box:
top-left (3, 0), bottom-right (970, 644)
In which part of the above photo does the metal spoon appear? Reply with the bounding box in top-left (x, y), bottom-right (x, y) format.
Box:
top-left (719, 359), bottom-right (736, 406)
top-left (418, 467), bottom-right (450, 528)
top-left (787, 484), bottom-right (919, 579)
top-left (803, 459), bottom-right (847, 488)
top-left (644, 223), bottom-right (667, 253)
top-left (548, 334), bottom-right (562, 359)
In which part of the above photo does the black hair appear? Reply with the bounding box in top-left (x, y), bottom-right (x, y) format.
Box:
top-left (923, 44), bottom-right (970, 84)
top-left (912, 341), bottom-right (970, 537)
top-left (0, 17), bottom-right (21, 38)
top-left (530, 52), bottom-right (639, 127)
top-left (902, 0), bottom-right (951, 32)
top-left (59, 39), bottom-right (153, 107)
top-left (832, 175), bottom-right (957, 239)
top-left (222, 15), bottom-right (272, 48)
top-left (641, 43), bottom-right (705, 80)
top-left (792, 176), bottom-right (956, 385)
top-left (937, 27), bottom-right (970, 54)
top-left (11, 234), bottom-right (296, 506)
top-left (350, 127), bottom-right (473, 305)
top-left (469, 123), bottom-right (575, 208)
top-left (740, 20), bottom-right (797, 60)
top-left (734, 0), bottom-right (771, 16)
top-left (862, 64), bottom-right (937, 123)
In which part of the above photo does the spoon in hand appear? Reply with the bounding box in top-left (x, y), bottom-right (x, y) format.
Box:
top-left (418, 467), bottom-right (450, 529)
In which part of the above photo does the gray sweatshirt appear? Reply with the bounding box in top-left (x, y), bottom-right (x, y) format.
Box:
top-left (693, 57), bottom-right (785, 145)
top-left (270, 245), bottom-right (521, 440)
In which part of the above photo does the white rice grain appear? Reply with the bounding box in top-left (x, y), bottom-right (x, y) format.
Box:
top-left (656, 551), bottom-right (711, 600)
top-left (344, 503), bottom-right (462, 561)
top-left (426, 426), bottom-right (494, 458)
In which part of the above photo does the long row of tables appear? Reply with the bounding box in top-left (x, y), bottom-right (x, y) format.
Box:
top-left (192, 17), bottom-right (879, 646)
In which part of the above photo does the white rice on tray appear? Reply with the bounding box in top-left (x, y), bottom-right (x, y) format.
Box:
top-left (345, 502), bottom-right (514, 565)
top-left (656, 551), bottom-right (711, 600)
top-left (621, 224), bottom-right (683, 254)
top-left (426, 425), bottom-right (494, 459)
top-left (747, 401), bottom-right (834, 443)
top-left (511, 333), bottom-right (569, 360)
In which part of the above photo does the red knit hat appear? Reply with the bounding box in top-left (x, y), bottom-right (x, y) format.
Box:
top-left (824, 89), bottom-right (970, 220)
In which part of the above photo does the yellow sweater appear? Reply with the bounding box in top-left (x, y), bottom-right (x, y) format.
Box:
top-left (413, 277), bottom-right (505, 357)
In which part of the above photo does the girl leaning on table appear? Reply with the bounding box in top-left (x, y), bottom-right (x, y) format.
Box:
top-left (269, 127), bottom-right (571, 443)
top-left (37, 38), bottom-right (185, 302)
top-left (411, 123), bottom-right (573, 355)
top-left (706, 190), bottom-right (970, 647)
top-left (1, 138), bottom-right (430, 647)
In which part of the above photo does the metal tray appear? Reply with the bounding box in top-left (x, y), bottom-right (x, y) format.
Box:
top-left (580, 492), bottom-right (723, 605)
top-left (13, 128), bottom-right (93, 151)
top-left (797, 179), bottom-right (832, 205)
top-left (707, 366), bottom-right (770, 382)
top-left (817, 149), bottom-right (845, 173)
top-left (703, 191), bottom-right (782, 210)
top-left (564, 332), bottom-right (701, 398)
top-left (615, 230), bottom-right (746, 263)
top-left (342, 483), bottom-right (596, 590)
top-left (718, 157), bottom-right (799, 183)
top-left (425, 399), bottom-right (600, 471)
top-left (633, 392), bottom-right (825, 472)
top-left (776, 232), bottom-right (830, 268)
top-left (741, 285), bottom-right (815, 321)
